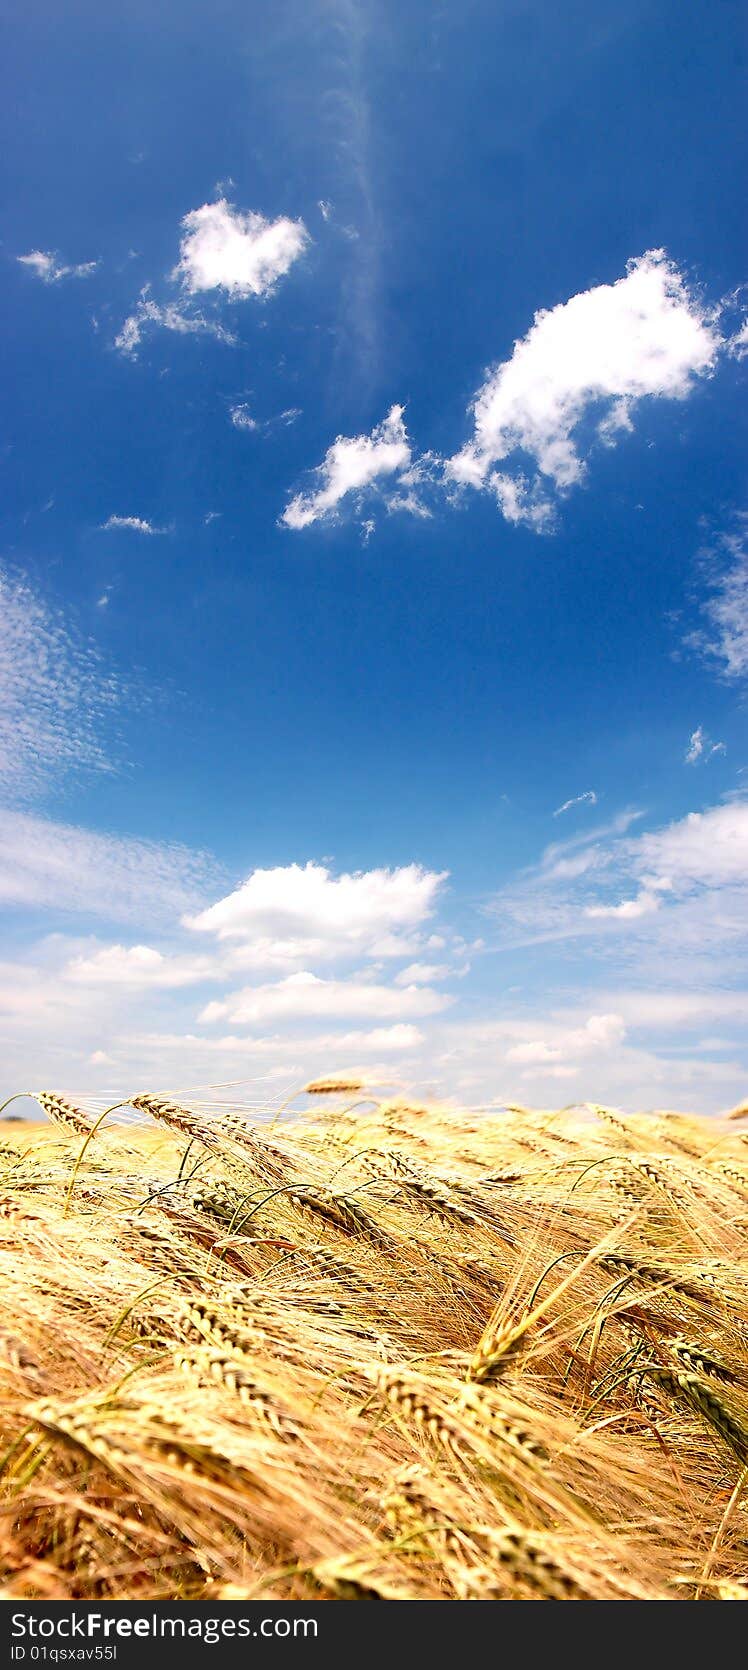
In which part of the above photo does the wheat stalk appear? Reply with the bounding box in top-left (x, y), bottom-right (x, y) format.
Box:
top-left (36, 1093), bottom-right (92, 1137)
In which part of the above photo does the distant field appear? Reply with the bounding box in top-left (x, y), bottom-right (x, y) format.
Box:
top-left (1, 1088), bottom-right (747, 1600)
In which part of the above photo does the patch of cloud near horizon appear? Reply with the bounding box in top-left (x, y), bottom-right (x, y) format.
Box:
top-left (17, 251), bottom-right (98, 283)
top-left (505, 1011), bottom-right (626, 1067)
top-left (0, 568), bottom-right (125, 797)
top-left (282, 405), bottom-right (431, 529)
top-left (200, 970), bottom-right (451, 1028)
top-left (446, 250), bottom-right (726, 529)
top-left (0, 854), bottom-right (452, 1096)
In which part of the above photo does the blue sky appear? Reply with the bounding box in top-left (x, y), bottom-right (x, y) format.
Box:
top-left (1, 0), bottom-right (746, 1111)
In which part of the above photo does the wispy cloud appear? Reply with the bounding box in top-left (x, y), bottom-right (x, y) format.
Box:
top-left (728, 319), bottom-right (748, 359)
top-left (0, 566), bottom-right (126, 796)
top-left (0, 810), bottom-right (223, 925)
top-left (684, 725), bottom-right (725, 765)
top-left (173, 199), bottom-right (309, 298)
top-left (446, 250), bottom-right (726, 529)
top-left (17, 250), bottom-right (98, 283)
top-left (553, 789), bottom-right (598, 818)
top-left (114, 285), bottom-right (237, 358)
top-left (686, 521), bottom-right (748, 682)
top-left (489, 799), bottom-right (748, 963)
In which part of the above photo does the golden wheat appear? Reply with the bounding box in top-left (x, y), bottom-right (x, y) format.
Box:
top-left (1, 1090), bottom-right (747, 1600)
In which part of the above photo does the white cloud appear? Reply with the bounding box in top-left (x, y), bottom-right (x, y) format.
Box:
top-left (200, 970), bottom-right (451, 1027)
top-left (585, 888), bottom-right (663, 921)
top-left (0, 810), bottom-right (222, 925)
top-left (1, 808), bottom-right (746, 1112)
top-left (684, 725), bottom-right (725, 765)
top-left (64, 943), bottom-right (216, 989)
top-left (114, 286), bottom-right (237, 357)
top-left (728, 319), bottom-right (748, 359)
top-left (394, 962), bottom-right (451, 986)
top-left (685, 726), bottom-right (706, 764)
top-left (637, 801), bottom-right (748, 890)
top-left (432, 1004), bottom-right (747, 1109)
top-left (281, 405), bottom-right (419, 529)
top-left (553, 789), bottom-right (598, 818)
top-left (230, 403), bottom-right (258, 432)
top-left (18, 251), bottom-right (98, 283)
top-left (174, 199), bottom-right (309, 299)
top-left (128, 1022), bottom-right (424, 1064)
top-left (687, 524), bottom-right (748, 682)
top-left (447, 250), bottom-right (723, 527)
top-left (505, 1012), bottom-right (626, 1065)
top-left (185, 860), bottom-right (447, 962)
top-left (0, 846), bottom-right (448, 1096)
top-left (490, 799), bottom-right (748, 960)
top-left (0, 567), bottom-right (124, 796)
top-left (99, 515), bottom-right (167, 535)
top-left (584, 988), bottom-right (748, 1031)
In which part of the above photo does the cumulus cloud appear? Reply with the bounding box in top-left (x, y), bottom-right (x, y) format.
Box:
top-left (200, 971), bottom-right (451, 1027)
top-left (553, 790), bottom-right (598, 818)
top-left (684, 725), bottom-right (725, 765)
top-left (99, 515), bottom-right (167, 535)
top-left (185, 860), bottom-right (448, 963)
top-left (0, 567), bottom-right (125, 796)
top-left (114, 286), bottom-right (237, 357)
top-left (174, 199), bottom-right (309, 298)
top-left (18, 251), bottom-right (98, 283)
top-left (281, 405), bottom-right (421, 529)
top-left (637, 801), bottom-right (748, 891)
top-left (447, 250), bottom-right (723, 527)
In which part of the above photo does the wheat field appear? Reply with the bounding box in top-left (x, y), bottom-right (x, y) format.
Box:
top-left (1, 1084), bottom-right (747, 1601)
